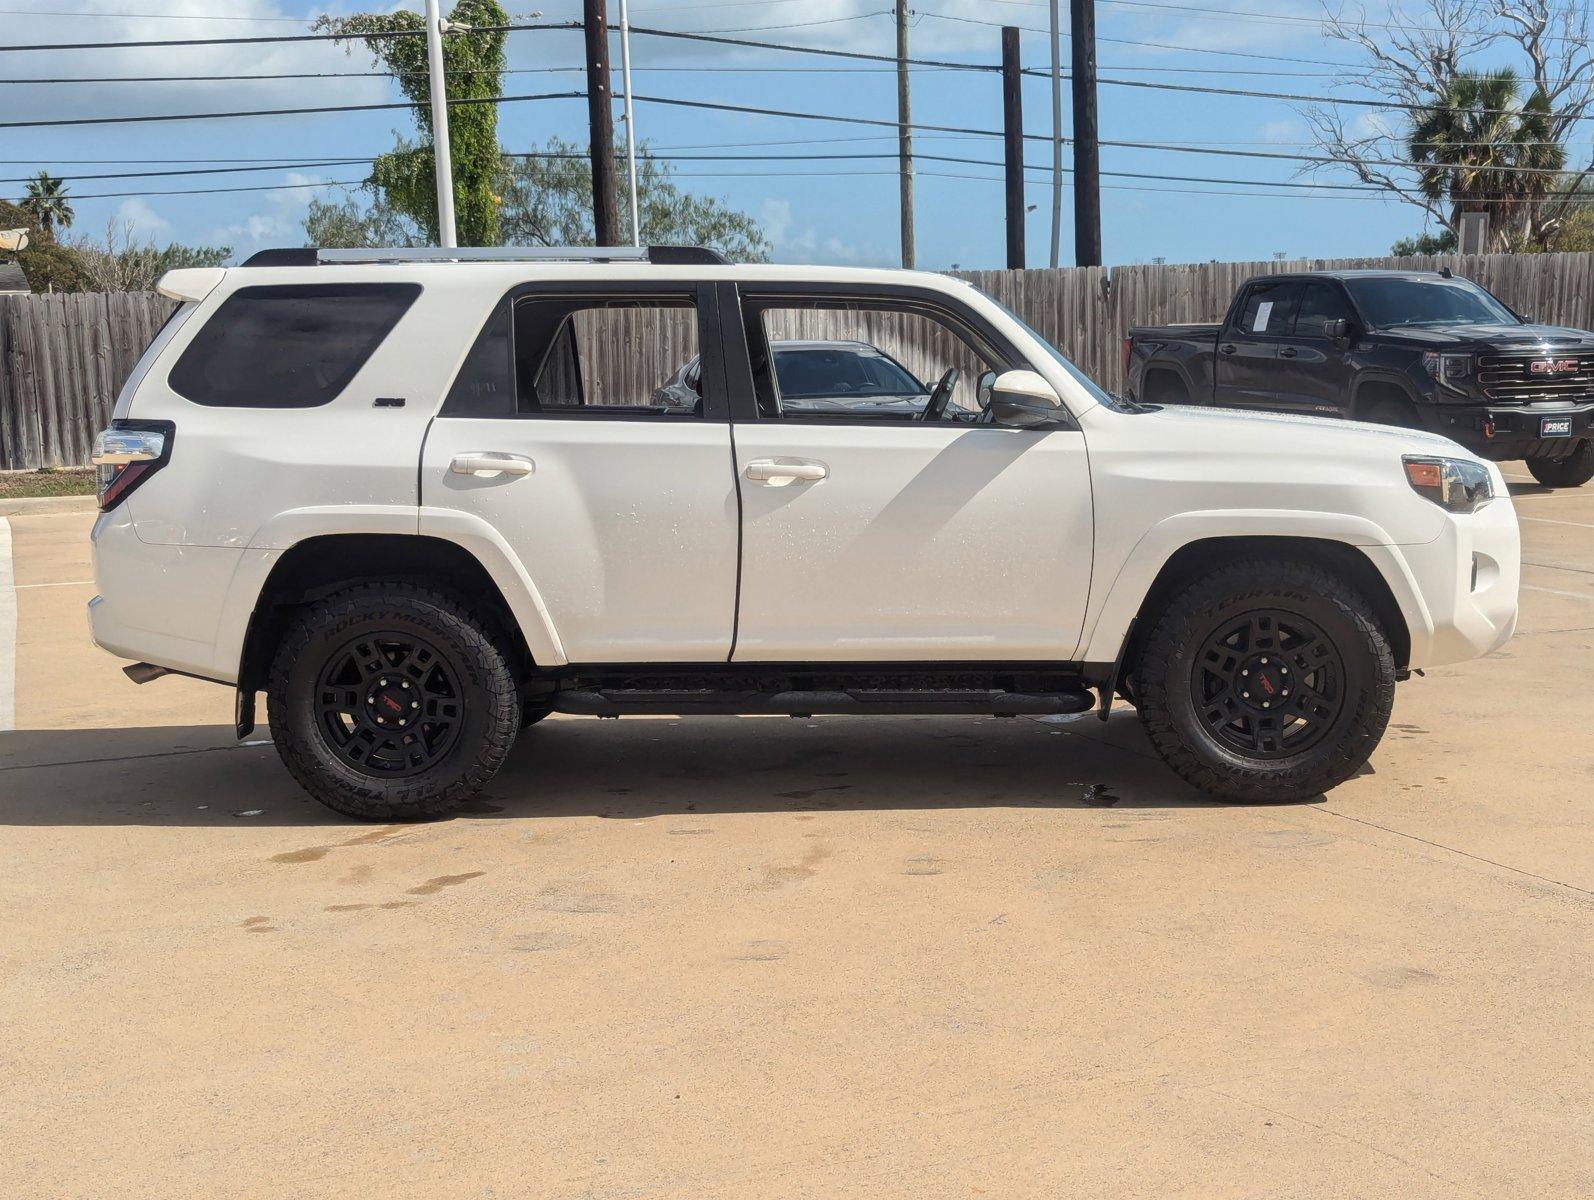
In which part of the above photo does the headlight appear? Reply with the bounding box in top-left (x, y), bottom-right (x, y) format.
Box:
top-left (1403, 455), bottom-right (1494, 514)
top-left (1422, 351), bottom-right (1472, 392)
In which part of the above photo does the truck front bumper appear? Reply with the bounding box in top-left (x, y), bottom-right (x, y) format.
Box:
top-left (1420, 399), bottom-right (1594, 460)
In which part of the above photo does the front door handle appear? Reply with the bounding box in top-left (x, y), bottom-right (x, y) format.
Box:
top-left (450, 452), bottom-right (534, 478)
top-left (1278, 346), bottom-right (1298, 359)
top-left (745, 457), bottom-right (828, 485)
top-left (1219, 343), bottom-right (1238, 355)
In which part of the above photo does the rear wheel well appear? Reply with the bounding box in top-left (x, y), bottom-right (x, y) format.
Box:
top-left (1143, 368), bottom-right (1191, 404)
top-left (238, 535), bottom-right (533, 694)
top-left (1120, 536), bottom-right (1410, 689)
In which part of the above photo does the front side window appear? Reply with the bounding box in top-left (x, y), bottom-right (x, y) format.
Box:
top-left (169, 283), bottom-right (420, 408)
top-left (744, 300), bottom-right (1001, 420)
top-left (1293, 282), bottom-right (1354, 339)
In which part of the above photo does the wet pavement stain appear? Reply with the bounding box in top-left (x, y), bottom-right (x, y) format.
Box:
top-left (903, 854), bottom-right (948, 877)
top-left (270, 826), bottom-right (405, 864)
top-left (773, 784), bottom-right (853, 801)
top-left (752, 843), bottom-right (832, 891)
top-left (406, 871), bottom-right (486, 895)
top-left (731, 939), bottom-right (789, 962)
top-left (325, 904), bottom-right (372, 913)
top-left (240, 916), bottom-right (276, 933)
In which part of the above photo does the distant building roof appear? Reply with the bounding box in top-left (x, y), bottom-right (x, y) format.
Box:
top-left (0, 260), bottom-right (28, 294)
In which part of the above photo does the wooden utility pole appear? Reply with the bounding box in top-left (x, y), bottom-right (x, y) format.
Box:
top-left (1070, 0), bottom-right (1102, 266)
top-left (1001, 26), bottom-right (1025, 270)
top-left (583, 0), bottom-right (620, 246)
top-left (895, 1), bottom-right (914, 269)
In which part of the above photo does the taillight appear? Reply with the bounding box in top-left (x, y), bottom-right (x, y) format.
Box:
top-left (91, 420), bottom-right (173, 512)
top-left (1122, 337), bottom-right (1133, 376)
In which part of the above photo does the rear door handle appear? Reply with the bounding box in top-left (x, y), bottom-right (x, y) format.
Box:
top-left (1278, 346), bottom-right (1298, 359)
top-left (745, 457), bottom-right (828, 485)
top-left (450, 452), bottom-right (534, 478)
top-left (1219, 343), bottom-right (1238, 355)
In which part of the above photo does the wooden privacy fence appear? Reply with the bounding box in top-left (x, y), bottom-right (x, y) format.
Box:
top-left (5, 251), bottom-right (1594, 470)
top-left (0, 291), bottom-right (176, 471)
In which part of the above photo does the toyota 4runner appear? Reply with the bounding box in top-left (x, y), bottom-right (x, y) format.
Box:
top-left (89, 246), bottom-right (1521, 820)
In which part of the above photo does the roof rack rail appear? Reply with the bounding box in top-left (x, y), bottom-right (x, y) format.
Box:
top-left (239, 244), bottom-right (730, 267)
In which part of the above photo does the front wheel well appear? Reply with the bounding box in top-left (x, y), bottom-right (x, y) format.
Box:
top-left (1119, 536), bottom-right (1411, 689)
top-left (238, 534), bottom-right (533, 694)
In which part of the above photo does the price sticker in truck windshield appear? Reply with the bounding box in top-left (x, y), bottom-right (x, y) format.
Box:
top-left (1252, 301), bottom-right (1273, 332)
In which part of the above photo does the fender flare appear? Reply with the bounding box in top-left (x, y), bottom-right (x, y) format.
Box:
top-left (213, 505), bottom-right (569, 685)
top-left (1077, 509), bottom-right (1437, 668)
top-left (1351, 371), bottom-right (1425, 417)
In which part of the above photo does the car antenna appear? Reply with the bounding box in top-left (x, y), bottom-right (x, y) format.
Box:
top-left (1439, 266), bottom-right (1453, 278)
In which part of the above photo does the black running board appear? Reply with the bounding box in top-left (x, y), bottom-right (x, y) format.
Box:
top-left (550, 688), bottom-right (1095, 718)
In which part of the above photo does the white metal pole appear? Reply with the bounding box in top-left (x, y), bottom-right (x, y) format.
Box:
top-left (617, 0), bottom-right (641, 246)
top-left (425, 0), bottom-right (458, 248)
top-left (1048, 0), bottom-right (1063, 269)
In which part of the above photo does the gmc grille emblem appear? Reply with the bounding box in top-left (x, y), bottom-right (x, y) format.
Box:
top-left (1530, 358), bottom-right (1579, 375)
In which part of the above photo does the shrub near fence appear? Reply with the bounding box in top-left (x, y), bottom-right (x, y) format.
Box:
top-left (4, 252), bottom-right (1593, 470)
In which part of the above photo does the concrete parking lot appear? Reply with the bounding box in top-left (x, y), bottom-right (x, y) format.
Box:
top-left (1, 481), bottom-right (1590, 1199)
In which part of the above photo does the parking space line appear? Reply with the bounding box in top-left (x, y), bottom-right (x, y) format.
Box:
top-left (1522, 583), bottom-right (1594, 602)
top-left (1521, 515), bottom-right (1594, 530)
top-left (0, 518), bottom-right (14, 732)
top-left (15, 580), bottom-right (94, 589)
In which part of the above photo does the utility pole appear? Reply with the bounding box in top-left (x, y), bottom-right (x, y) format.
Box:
top-left (1070, 0), bottom-right (1101, 266)
top-left (895, 0), bottom-right (914, 269)
top-left (423, 0), bottom-right (456, 248)
top-left (1048, 0), bottom-right (1063, 269)
top-left (1001, 26), bottom-right (1025, 270)
top-left (583, 0), bottom-right (620, 247)
top-left (617, 0), bottom-right (640, 246)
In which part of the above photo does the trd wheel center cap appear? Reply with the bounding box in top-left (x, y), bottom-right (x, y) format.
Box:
top-left (365, 677), bottom-right (418, 728)
top-left (1236, 656), bottom-right (1290, 710)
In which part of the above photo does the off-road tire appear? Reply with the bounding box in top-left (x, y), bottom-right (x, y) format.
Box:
top-left (1133, 559), bottom-right (1396, 803)
top-left (1525, 441), bottom-right (1594, 488)
top-left (1361, 395), bottom-right (1419, 429)
top-left (267, 582), bottom-right (519, 820)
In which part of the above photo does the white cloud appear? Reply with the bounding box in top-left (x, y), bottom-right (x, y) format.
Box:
top-left (113, 197), bottom-right (170, 238)
top-left (206, 172), bottom-right (341, 253)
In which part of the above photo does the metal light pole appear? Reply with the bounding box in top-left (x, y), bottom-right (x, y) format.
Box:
top-left (1048, 0), bottom-right (1063, 269)
top-left (617, 0), bottom-right (641, 246)
top-left (424, 0), bottom-right (458, 248)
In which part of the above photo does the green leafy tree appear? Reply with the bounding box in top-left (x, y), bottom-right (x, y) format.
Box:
top-left (20, 172), bottom-right (74, 239)
top-left (68, 220), bottom-right (233, 291)
top-left (498, 138), bottom-right (772, 261)
top-left (315, 0), bottom-right (507, 246)
top-left (1408, 70), bottom-right (1564, 251)
top-left (0, 197), bottom-right (90, 292)
top-left (303, 189), bottom-right (426, 248)
top-left (1391, 229), bottom-right (1459, 256)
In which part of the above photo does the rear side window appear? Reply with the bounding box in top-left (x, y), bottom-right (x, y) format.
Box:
top-left (169, 283), bottom-right (420, 408)
top-left (1233, 280), bottom-right (1302, 337)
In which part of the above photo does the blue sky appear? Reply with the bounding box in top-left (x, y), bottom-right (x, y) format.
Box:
top-left (3, 0), bottom-right (1575, 268)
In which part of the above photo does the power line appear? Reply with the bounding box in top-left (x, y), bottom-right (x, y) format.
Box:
top-left (0, 90), bottom-right (583, 130)
top-left (0, 5), bottom-right (306, 19)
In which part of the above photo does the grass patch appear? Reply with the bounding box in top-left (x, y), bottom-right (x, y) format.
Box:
top-left (0, 468), bottom-right (96, 499)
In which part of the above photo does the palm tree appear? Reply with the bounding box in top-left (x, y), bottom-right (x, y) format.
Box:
top-left (1409, 70), bottom-right (1565, 251)
top-left (20, 172), bottom-right (74, 239)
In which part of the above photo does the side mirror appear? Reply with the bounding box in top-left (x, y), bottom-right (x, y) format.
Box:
top-left (986, 369), bottom-right (1068, 429)
top-left (1325, 318), bottom-right (1350, 341)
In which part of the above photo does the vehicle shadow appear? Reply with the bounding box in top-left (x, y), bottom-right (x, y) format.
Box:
top-left (0, 713), bottom-right (1327, 827)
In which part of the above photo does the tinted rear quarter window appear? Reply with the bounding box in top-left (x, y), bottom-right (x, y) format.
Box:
top-left (169, 283), bottom-right (421, 407)
top-left (1234, 281), bottom-right (1302, 337)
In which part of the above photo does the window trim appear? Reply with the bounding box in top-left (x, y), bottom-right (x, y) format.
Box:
top-left (1225, 278), bottom-right (1306, 343)
top-left (1290, 279), bottom-right (1355, 342)
top-left (721, 282), bottom-right (1027, 426)
top-left (438, 280), bottom-right (725, 422)
top-left (167, 281), bottom-right (421, 409)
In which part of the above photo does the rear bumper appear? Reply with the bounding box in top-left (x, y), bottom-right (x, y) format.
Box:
top-left (1418, 399), bottom-right (1594, 459)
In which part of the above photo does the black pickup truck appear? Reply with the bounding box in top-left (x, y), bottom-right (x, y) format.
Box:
top-left (1125, 269), bottom-right (1594, 487)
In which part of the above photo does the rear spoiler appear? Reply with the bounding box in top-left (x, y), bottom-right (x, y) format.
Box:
top-left (156, 267), bottom-right (226, 303)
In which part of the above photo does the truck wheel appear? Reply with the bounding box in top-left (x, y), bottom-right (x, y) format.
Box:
top-left (1525, 442), bottom-right (1594, 488)
top-left (267, 582), bottom-right (520, 820)
top-left (1132, 559), bottom-right (1396, 803)
top-left (1144, 371), bottom-right (1191, 405)
top-left (1361, 396), bottom-right (1418, 429)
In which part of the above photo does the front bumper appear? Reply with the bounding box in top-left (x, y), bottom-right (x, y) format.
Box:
top-left (1419, 398), bottom-right (1594, 460)
top-left (1366, 480), bottom-right (1520, 669)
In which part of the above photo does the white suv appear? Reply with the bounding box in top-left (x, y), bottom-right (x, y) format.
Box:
top-left (89, 245), bottom-right (1520, 820)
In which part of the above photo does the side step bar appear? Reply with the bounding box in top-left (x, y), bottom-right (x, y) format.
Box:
top-left (550, 688), bottom-right (1095, 718)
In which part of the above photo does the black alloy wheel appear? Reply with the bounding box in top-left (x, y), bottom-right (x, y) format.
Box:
top-left (1190, 609), bottom-right (1345, 760)
top-left (314, 632), bottom-right (465, 777)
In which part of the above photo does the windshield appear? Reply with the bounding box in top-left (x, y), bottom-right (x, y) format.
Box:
top-left (983, 295), bottom-right (1121, 410)
top-left (772, 346), bottom-right (925, 399)
top-left (1344, 277), bottom-right (1518, 329)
